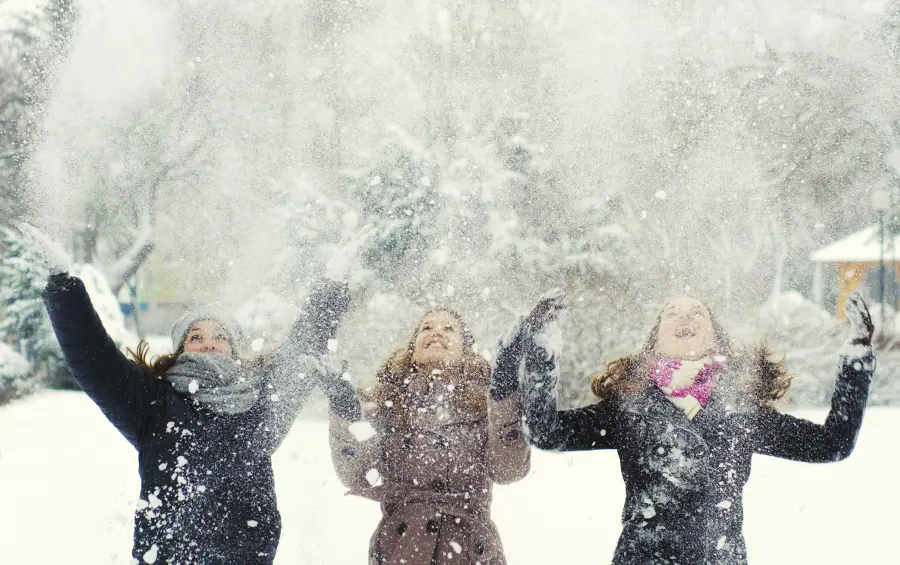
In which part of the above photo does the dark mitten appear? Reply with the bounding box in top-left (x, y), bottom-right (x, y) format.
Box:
top-left (318, 362), bottom-right (362, 422)
top-left (491, 289), bottom-right (567, 401)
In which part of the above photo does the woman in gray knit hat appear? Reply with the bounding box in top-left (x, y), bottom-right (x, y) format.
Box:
top-left (24, 222), bottom-right (369, 565)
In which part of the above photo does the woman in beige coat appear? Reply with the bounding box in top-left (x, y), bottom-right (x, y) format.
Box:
top-left (329, 307), bottom-right (530, 565)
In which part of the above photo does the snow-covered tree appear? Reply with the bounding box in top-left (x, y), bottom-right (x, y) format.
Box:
top-left (0, 341), bottom-right (35, 404)
top-left (0, 0), bottom-right (75, 225)
top-left (0, 226), bottom-right (66, 386)
top-left (348, 124), bottom-right (441, 287)
top-left (0, 226), bottom-right (136, 389)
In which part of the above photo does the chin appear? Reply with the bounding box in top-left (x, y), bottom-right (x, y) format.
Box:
top-left (414, 350), bottom-right (448, 362)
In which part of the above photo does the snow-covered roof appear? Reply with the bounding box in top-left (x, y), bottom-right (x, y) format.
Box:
top-left (810, 225), bottom-right (900, 263)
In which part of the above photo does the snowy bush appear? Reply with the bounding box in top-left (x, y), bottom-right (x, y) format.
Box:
top-left (0, 341), bottom-right (36, 404)
top-left (0, 225), bottom-right (67, 387)
top-left (0, 228), bottom-right (135, 390)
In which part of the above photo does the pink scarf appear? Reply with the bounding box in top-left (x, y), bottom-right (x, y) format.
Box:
top-left (650, 357), bottom-right (722, 418)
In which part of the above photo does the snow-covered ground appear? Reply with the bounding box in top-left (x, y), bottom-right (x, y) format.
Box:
top-left (0, 391), bottom-right (896, 564)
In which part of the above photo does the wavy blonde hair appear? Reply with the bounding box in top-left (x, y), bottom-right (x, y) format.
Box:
top-left (365, 308), bottom-right (491, 428)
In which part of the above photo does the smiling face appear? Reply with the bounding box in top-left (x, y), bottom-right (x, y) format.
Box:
top-left (411, 310), bottom-right (465, 365)
top-left (181, 319), bottom-right (232, 357)
top-left (654, 297), bottom-right (717, 361)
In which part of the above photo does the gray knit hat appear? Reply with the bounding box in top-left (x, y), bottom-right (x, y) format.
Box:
top-left (170, 308), bottom-right (245, 358)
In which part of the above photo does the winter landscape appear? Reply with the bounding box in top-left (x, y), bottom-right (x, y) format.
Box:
top-left (2, 392), bottom-right (899, 564)
top-left (3, 0), bottom-right (900, 563)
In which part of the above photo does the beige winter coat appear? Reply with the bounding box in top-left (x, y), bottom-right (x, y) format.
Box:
top-left (329, 359), bottom-right (530, 565)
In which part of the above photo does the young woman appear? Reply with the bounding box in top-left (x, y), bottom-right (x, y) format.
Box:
top-left (329, 308), bottom-right (531, 565)
top-left (511, 291), bottom-right (875, 565)
top-left (24, 224), bottom-right (360, 565)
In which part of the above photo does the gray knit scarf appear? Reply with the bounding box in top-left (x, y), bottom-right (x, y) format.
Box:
top-left (165, 352), bottom-right (261, 415)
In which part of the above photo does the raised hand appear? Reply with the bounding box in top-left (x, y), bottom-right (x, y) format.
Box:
top-left (845, 291), bottom-right (874, 346)
top-left (523, 288), bottom-right (568, 337)
top-left (17, 222), bottom-right (70, 276)
top-left (307, 278), bottom-right (351, 319)
top-left (492, 289), bottom-right (568, 402)
top-left (325, 224), bottom-right (377, 282)
top-left (316, 360), bottom-right (362, 422)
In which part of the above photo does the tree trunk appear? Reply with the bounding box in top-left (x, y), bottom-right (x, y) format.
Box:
top-left (104, 225), bottom-right (154, 294)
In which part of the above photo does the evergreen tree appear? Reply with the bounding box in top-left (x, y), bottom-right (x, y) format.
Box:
top-left (0, 341), bottom-right (35, 404)
top-left (0, 226), bottom-right (68, 387)
top-left (348, 125), bottom-right (441, 285)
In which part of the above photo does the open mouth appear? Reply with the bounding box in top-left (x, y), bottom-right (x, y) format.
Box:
top-left (423, 336), bottom-right (449, 350)
top-left (674, 324), bottom-right (696, 338)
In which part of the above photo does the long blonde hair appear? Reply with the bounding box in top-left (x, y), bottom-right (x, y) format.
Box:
top-left (365, 308), bottom-right (491, 428)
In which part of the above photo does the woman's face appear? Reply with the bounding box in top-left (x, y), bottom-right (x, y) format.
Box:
top-left (654, 297), bottom-right (717, 360)
top-left (411, 311), bottom-right (465, 365)
top-left (182, 319), bottom-right (232, 357)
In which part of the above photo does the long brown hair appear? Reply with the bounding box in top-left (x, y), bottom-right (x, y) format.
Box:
top-left (127, 341), bottom-right (272, 380)
top-left (127, 340), bottom-right (182, 379)
top-left (590, 299), bottom-right (791, 407)
top-left (366, 308), bottom-right (491, 428)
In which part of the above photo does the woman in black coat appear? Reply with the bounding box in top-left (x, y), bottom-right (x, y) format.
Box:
top-left (495, 291), bottom-right (875, 565)
top-left (26, 225), bottom-right (361, 565)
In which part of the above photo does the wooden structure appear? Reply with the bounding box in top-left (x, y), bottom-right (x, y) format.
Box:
top-left (810, 225), bottom-right (900, 318)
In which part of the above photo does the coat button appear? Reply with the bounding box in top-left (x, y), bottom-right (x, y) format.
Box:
top-left (426, 518), bottom-right (440, 533)
top-left (397, 522), bottom-right (407, 535)
top-left (504, 429), bottom-right (520, 441)
top-left (403, 437), bottom-right (413, 450)
top-left (474, 542), bottom-right (484, 554)
top-left (431, 478), bottom-right (446, 492)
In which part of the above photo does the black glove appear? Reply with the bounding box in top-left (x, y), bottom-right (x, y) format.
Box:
top-left (318, 361), bottom-right (362, 422)
top-left (844, 291), bottom-right (874, 347)
top-left (491, 289), bottom-right (567, 401)
top-left (307, 278), bottom-right (351, 320)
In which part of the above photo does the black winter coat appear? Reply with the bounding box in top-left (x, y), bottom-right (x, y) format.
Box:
top-left (521, 345), bottom-right (874, 565)
top-left (43, 274), bottom-right (347, 565)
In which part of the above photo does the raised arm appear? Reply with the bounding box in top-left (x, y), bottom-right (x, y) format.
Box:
top-left (500, 289), bottom-right (617, 452)
top-left (43, 273), bottom-right (153, 446)
top-left (521, 339), bottom-right (618, 452)
top-left (754, 292), bottom-right (875, 462)
top-left (254, 279), bottom-right (355, 452)
top-left (285, 278), bottom-right (351, 356)
top-left (253, 279), bottom-right (359, 452)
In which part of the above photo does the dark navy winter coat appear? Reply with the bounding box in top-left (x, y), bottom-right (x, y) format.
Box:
top-left (43, 273), bottom-right (348, 565)
top-left (521, 345), bottom-right (874, 565)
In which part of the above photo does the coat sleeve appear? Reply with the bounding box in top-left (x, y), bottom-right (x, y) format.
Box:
top-left (328, 411), bottom-right (384, 493)
top-left (254, 278), bottom-right (353, 453)
top-left (521, 334), bottom-right (617, 452)
top-left (753, 347), bottom-right (874, 462)
top-left (254, 353), bottom-right (320, 454)
top-left (486, 391), bottom-right (531, 484)
top-left (42, 273), bottom-right (154, 447)
top-left (287, 278), bottom-right (351, 357)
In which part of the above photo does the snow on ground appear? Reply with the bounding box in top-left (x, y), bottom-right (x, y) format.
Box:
top-left (0, 391), bottom-right (896, 564)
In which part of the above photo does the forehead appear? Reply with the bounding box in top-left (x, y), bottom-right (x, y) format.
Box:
top-left (188, 319), bottom-right (225, 333)
top-left (663, 297), bottom-right (708, 313)
top-left (419, 311), bottom-right (459, 328)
